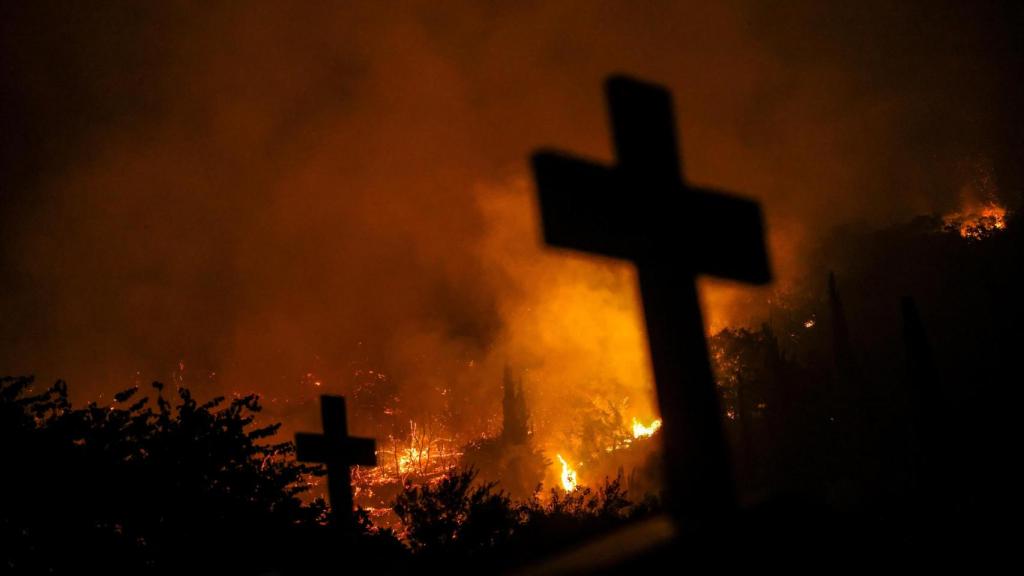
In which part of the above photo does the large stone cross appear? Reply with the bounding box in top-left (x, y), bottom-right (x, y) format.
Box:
top-left (295, 395), bottom-right (377, 522)
top-left (531, 76), bottom-right (771, 526)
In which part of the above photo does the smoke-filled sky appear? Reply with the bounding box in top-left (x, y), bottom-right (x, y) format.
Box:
top-left (1, 1), bottom-right (1021, 438)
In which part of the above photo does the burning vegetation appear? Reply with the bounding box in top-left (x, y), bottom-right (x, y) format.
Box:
top-left (942, 159), bottom-right (1011, 240)
top-left (344, 365), bottom-right (666, 526)
top-left (5, 196), bottom-right (1023, 570)
top-left (556, 454), bottom-right (578, 492)
top-left (943, 201), bottom-right (1008, 240)
top-left (307, 182), bottom-right (1019, 522)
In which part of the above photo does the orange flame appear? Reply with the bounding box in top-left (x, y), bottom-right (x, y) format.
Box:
top-left (556, 454), bottom-right (578, 492)
top-left (944, 202), bottom-right (1008, 240)
top-left (631, 417), bottom-right (662, 439)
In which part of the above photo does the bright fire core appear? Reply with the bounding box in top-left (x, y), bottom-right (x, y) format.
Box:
top-left (557, 454), bottom-right (578, 492)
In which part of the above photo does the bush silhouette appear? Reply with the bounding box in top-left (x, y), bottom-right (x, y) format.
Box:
top-left (0, 376), bottom-right (404, 574)
top-left (393, 468), bottom-right (521, 559)
top-left (393, 466), bottom-right (658, 568)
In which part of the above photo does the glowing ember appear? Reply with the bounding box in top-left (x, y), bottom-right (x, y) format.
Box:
top-left (631, 417), bottom-right (662, 439)
top-left (556, 454), bottom-right (578, 492)
top-left (944, 202), bottom-right (1009, 240)
top-left (803, 319), bottom-right (815, 329)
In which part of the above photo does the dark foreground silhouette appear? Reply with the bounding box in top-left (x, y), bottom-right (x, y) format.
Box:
top-left (0, 377), bottom-right (408, 574)
top-left (1, 377), bottom-right (667, 573)
top-left (3, 75), bottom-right (1021, 573)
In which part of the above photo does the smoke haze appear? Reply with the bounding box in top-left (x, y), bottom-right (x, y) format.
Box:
top-left (2, 1), bottom-right (1020, 439)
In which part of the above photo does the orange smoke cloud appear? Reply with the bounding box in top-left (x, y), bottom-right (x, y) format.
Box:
top-left (1, 1), bottom-right (1019, 457)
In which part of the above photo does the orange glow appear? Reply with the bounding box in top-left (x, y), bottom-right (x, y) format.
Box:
top-left (355, 421), bottom-right (462, 489)
top-left (556, 454), bottom-right (578, 492)
top-left (943, 161), bottom-right (1009, 240)
top-left (631, 417), bottom-right (662, 439)
top-left (944, 202), bottom-right (1008, 240)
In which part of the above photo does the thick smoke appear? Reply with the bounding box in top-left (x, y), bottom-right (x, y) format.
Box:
top-left (2, 1), bottom-right (1020, 445)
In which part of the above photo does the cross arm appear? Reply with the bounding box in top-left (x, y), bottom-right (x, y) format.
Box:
top-left (532, 151), bottom-right (643, 260)
top-left (295, 433), bottom-right (329, 463)
top-left (295, 433), bottom-right (378, 467)
top-left (685, 188), bottom-right (772, 284)
top-left (345, 437), bottom-right (377, 466)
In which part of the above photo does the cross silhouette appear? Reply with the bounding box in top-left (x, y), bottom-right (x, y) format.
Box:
top-left (295, 395), bottom-right (377, 521)
top-left (531, 76), bottom-right (771, 526)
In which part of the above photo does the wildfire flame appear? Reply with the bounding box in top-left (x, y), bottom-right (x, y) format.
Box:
top-left (355, 420), bottom-right (462, 488)
top-left (556, 454), bottom-right (578, 492)
top-left (631, 417), bottom-right (662, 439)
top-left (944, 202), bottom-right (1008, 240)
top-left (397, 445), bottom-right (426, 475)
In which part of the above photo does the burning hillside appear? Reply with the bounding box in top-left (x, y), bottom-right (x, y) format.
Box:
top-left (941, 158), bottom-right (1010, 240)
top-left (943, 201), bottom-right (1008, 239)
top-left (3, 1), bottom-right (1024, 571)
top-left (343, 364), bottom-right (668, 526)
top-left (281, 166), bottom-right (1017, 525)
